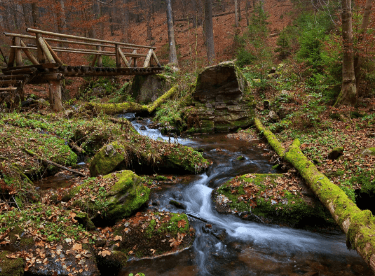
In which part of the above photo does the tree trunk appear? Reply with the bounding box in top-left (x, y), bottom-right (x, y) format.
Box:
top-left (354, 0), bottom-right (374, 94)
top-left (335, 0), bottom-right (357, 106)
top-left (235, 0), bottom-right (239, 27)
top-left (31, 2), bottom-right (39, 28)
top-left (205, 0), bottom-right (215, 65)
top-left (238, 0), bottom-right (241, 22)
top-left (166, 0), bottom-right (178, 65)
top-left (122, 0), bottom-right (130, 41)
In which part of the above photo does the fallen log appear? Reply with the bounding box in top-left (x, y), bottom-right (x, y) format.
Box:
top-left (254, 118), bottom-right (375, 273)
top-left (147, 85), bottom-right (179, 113)
top-left (23, 148), bottom-right (87, 177)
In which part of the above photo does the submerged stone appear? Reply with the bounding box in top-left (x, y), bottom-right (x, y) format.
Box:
top-left (212, 173), bottom-right (335, 228)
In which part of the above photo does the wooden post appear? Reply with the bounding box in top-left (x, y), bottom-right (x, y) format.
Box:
top-left (151, 50), bottom-right (161, 67)
top-left (49, 80), bottom-right (63, 112)
top-left (115, 44), bottom-right (121, 68)
top-left (97, 46), bottom-right (103, 67)
top-left (143, 49), bottom-right (153, 68)
top-left (43, 38), bottom-right (63, 65)
top-left (15, 37), bottom-right (23, 67)
top-left (131, 50), bottom-right (138, 67)
top-left (7, 38), bottom-right (16, 68)
top-left (118, 48), bottom-right (131, 67)
top-left (36, 33), bottom-right (45, 63)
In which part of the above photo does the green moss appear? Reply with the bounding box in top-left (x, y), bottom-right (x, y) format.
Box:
top-left (0, 251), bottom-right (24, 276)
top-left (84, 102), bottom-right (147, 115)
top-left (89, 142), bottom-right (127, 177)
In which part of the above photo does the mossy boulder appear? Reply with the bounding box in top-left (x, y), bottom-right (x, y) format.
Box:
top-left (212, 173), bottom-right (335, 228)
top-left (89, 138), bottom-right (210, 177)
top-left (96, 211), bottom-right (194, 274)
top-left (182, 61), bottom-right (255, 133)
top-left (0, 204), bottom-right (99, 275)
top-left (0, 251), bottom-right (24, 276)
top-left (63, 170), bottom-right (151, 224)
top-left (131, 74), bottom-right (172, 104)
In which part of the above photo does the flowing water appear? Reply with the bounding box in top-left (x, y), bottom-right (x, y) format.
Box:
top-left (118, 116), bottom-right (372, 276)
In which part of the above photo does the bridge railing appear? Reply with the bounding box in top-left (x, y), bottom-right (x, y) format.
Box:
top-left (3, 28), bottom-right (161, 69)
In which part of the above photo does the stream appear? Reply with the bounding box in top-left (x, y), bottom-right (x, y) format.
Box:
top-left (118, 115), bottom-right (372, 276)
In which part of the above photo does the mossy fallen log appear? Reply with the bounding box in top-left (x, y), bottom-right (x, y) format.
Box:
top-left (254, 118), bottom-right (285, 157)
top-left (254, 118), bottom-right (375, 273)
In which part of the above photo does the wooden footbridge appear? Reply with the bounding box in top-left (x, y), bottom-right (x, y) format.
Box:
top-left (0, 28), bottom-right (163, 111)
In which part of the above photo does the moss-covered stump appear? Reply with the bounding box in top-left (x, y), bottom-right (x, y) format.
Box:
top-left (62, 170), bottom-right (151, 225)
top-left (182, 61), bottom-right (255, 133)
top-left (82, 102), bottom-right (148, 116)
top-left (0, 250), bottom-right (24, 276)
top-left (212, 174), bottom-right (335, 228)
top-left (89, 138), bottom-right (210, 177)
top-left (131, 74), bottom-right (172, 104)
top-left (95, 211), bottom-right (194, 275)
top-left (0, 204), bottom-right (99, 275)
top-left (0, 161), bottom-right (39, 207)
top-left (0, 122), bottom-right (77, 178)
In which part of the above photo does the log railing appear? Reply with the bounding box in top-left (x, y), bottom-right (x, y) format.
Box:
top-left (4, 28), bottom-right (161, 69)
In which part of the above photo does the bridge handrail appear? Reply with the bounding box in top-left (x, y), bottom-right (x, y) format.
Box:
top-left (3, 28), bottom-right (161, 69)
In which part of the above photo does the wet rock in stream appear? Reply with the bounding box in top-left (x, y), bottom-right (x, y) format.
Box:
top-left (212, 173), bottom-right (336, 228)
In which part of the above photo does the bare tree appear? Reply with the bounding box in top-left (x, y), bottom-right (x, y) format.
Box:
top-left (205, 0), bottom-right (215, 65)
top-left (354, 0), bottom-right (374, 92)
top-left (166, 0), bottom-right (178, 65)
top-left (31, 1), bottom-right (39, 27)
top-left (335, 0), bottom-right (357, 106)
top-left (235, 0), bottom-right (239, 27)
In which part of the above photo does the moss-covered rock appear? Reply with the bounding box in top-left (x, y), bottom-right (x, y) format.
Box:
top-left (180, 61), bottom-right (255, 133)
top-left (0, 251), bottom-right (25, 276)
top-left (212, 173), bottom-right (335, 228)
top-left (328, 147), bottom-right (344, 160)
top-left (89, 138), bottom-right (210, 177)
top-left (63, 170), bottom-right (151, 224)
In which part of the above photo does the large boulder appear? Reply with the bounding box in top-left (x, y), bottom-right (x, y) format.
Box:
top-left (89, 139), bottom-right (210, 177)
top-left (184, 61), bottom-right (255, 133)
top-left (131, 74), bottom-right (172, 104)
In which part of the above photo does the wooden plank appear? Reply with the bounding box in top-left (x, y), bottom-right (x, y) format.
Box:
top-left (4, 33), bottom-right (138, 50)
top-left (143, 49), bottom-right (153, 68)
top-left (43, 38), bottom-right (64, 65)
top-left (91, 54), bottom-right (98, 67)
top-left (15, 37), bottom-right (23, 67)
top-left (37, 36), bottom-right (56, 63)
top-left (118, 48), bottom-right (131, 68)
top-left (20, 40), bottom-right (39, 65)
top-left (2, 67), bottom-right (37, 75)
top-left (151, 50), bottom-right (162, 67)
top-left (0, 87), bottom-right (17, 91)
top-left (26, 28), bottom-right (156, 50)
